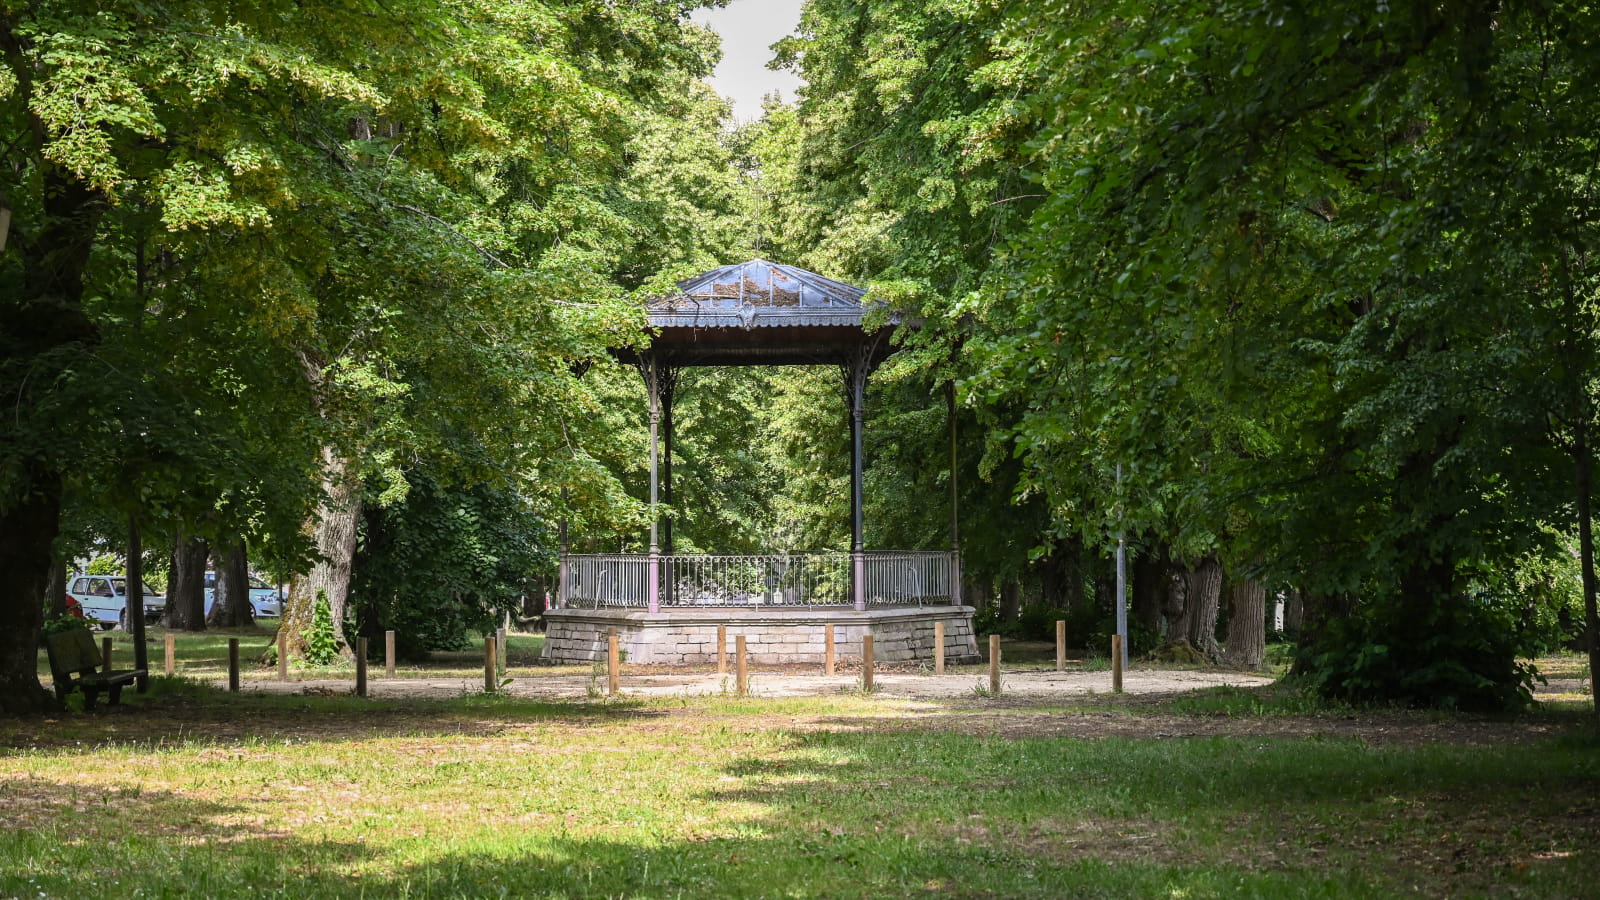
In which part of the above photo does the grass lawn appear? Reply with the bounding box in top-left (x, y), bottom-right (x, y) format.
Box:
top-left (4, 647), bottom-right (1597, 899)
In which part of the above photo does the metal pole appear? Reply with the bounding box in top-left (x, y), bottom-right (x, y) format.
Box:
top-left (661, 368), bottom-right (675, 606)
top-left (1115, 462), bottom-right (1128, 670)
top-left (557, 488), bottom-right (569, 610)
top-left (646, 356), bottom-right (661, 614)
top-left (662, 372), bottom-right (674, 557)
top-left (947, 380), bottom-right (962, 607)
top-left (850, 350), bottom-right (867, 612)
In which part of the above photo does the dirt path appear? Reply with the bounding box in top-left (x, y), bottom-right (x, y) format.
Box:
top-left (235, 666), bottom-right (1272, 701)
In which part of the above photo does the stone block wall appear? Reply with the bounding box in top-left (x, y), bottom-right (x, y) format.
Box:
top-left (542, 606), bottom-right (979, 667)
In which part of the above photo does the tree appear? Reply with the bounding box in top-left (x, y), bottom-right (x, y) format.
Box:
top-left (0, 0), bottom-right (724, 709)
top-left (206, 541), bottom-right (253, 629)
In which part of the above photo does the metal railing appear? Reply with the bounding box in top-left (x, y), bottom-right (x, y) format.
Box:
top-left (862, 551), bottom-right (953, 606)
top-left (670, 552), bottom-right (852, 607)
top-left (564, 554), bottom-right (652, 608)
top-left (560, 551), bottom-right (956, 610)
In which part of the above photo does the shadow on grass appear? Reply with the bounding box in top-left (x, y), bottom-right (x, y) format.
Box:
top-left (4, 668), bottom-right (1600, 900)
top-left (0, 677), bottom-right (671, 750)
top-left (0, 766), bottom-right (1381, 900)
top-left (4, 723), bottom-right (1596, 899)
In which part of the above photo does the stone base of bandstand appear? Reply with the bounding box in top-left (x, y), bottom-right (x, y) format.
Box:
top-left (541, 606), bottom-right (980, 666)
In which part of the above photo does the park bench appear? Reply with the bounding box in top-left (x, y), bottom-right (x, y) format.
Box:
top-left (45, 628), bottom-right (144, 707)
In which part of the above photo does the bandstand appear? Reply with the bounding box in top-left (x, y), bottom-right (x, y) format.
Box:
top-left (542, 260), bottom-right (979, 666)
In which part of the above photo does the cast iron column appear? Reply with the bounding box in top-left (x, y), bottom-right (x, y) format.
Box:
top-left (646, 354), bottom-right (661, 613)
top-left (849, 347), bottom-right (868, 612)
top-left (660, 368), bottom-right (677, 607)
top-left (557, 488), bottom-right (569, 609)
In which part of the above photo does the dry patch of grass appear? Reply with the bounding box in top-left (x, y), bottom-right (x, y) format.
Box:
top-left (2, 673), bottom-right (1595, 899)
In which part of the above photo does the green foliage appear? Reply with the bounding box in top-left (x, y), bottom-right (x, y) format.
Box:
top-left (759, 0), bottom-right (1600, 711)
top-left (1294, 598), bottom-right (1541, 713)
top-left (351, 468), bottom-right (548, 657)
top-left (84, 556), bottom-right (119, 577)
top-left (39, 615), bottom-right (88, 637)
top-left (302, 590), bottom-right (339, 668)
top-left (1483, 538), bottom-right (1589, 656)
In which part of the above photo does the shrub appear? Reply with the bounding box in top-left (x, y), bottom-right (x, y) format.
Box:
top-left (1294, 595), bottom-right (1538, 712)
top-left (302, 590), bottom-right (340, 667)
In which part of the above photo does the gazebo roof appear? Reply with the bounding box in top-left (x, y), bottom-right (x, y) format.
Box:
top-left (623, 259), bottom-right (896, 368)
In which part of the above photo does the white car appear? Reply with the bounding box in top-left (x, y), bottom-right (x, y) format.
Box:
top-left (203, 572), bottom-right (284, 618)
top-left (66, 574), bottom-right (165, 631)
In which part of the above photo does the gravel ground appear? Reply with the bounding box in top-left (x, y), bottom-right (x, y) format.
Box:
top-left (232, 665), bottom-right (1275, 701)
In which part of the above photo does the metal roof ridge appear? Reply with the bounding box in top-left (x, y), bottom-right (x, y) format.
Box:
top-left (667, 259), bottom-right (869, 309)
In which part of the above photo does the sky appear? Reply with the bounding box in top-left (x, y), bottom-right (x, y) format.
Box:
top-left (689, 0), bottom-right (806, 123)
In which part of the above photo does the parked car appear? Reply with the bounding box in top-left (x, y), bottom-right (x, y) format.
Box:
top-left (66, 574), bottom-right (165, 630)
top-left (203, 572), bottom-right (283, 618)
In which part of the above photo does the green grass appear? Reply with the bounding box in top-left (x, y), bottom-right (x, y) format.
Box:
top-left (2, 677), bottom-right (1596, 899)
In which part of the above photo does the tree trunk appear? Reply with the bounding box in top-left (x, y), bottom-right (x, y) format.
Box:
top-left (1283, 589), bottom-right (1304, 635)
top-left (0, 464), bottom-right (62, 714)
top-left (126, 514), bottom-right (148, 689)
top-left (1574, 427), bottom-right (1599, 720)
top-left (1131, 545), bottom-right (1166, 635)
top-left (1038, 542), bottom-right (1081, 610)
top-left (206, 540), bottom-right (254, 628)
top-left (0, 162), bottom-right (107, 714)
top-left (1161, 566), bottom-right (1188, 634)
top-left (46, 559), bottom-right (67, 618)
top-left (1177, 555), bottom-right (1223, 659)
top-left (1289, 590), bottom-right (1356, 677)
top-left (164, 530), bottom-right (209, 631)
top-left (1094, 559), bottom-right (1117, 617)
top-left (1224, 576), bottom-right (1267, 669)
top-left (282, 448), bottom-right (361, 657)
top-left (966, 578), bottom-right (993, 620)
top-left (997, 579), bottom-right (1021, 624)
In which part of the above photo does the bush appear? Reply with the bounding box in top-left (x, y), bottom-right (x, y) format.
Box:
top-left (1294, 596), bottom-right (1539, 712)
top-left (302, 590), bottom-right (340, 667)
top-left (1009, 602), bottom-right (1064, 641)
top-left (1086, 618), bottom-right (1161, 659)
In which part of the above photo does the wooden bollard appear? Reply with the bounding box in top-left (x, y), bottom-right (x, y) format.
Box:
top-left (385, 630), bottom-right (396, 678)
top-left (102, 637), bottom-right (113, 671)
top-left (735, 635), bottom-right (748, 696)
top-left (934, 621), bottom-right (945, 675)
top-left (989, 634), bottom-right (1001, 696)
top-left (824, 624), bottom-right (835, 676)
top-left (1112, 634), bottom-right (1124, 693)
top-left (497, 626), bottom-right (508, 675)
top-left (607, 628), bottom-right (620, 696)
top-left (227, 638), bottom-right (240, 693)
top-left (355, 637), bottom-right (368, 697)
top-left (717, 625), bottom-right (727, 674)
top-left (164, 633), bottom-right (175, 677)
top-left (484, 635), bottom-right (497, 693)
top-left (862, 634), bottom-right (875, 692)
top-left (277, 630), bottom-right (288, 681)
top-left (1056, 620), bottom-right (1067, 672)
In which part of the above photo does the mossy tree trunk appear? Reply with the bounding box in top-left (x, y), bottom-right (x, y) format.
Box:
top-left (1177, 555), bottom-right (1223, 660)
top-left (164, 530), bottom-right (209, 631)
top-left (206, 540), bottom-right (253, 628)
top-left (1224, 577), bottom-right (1266, 669)
top-left (282, 448), bottom-right (360, 658)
